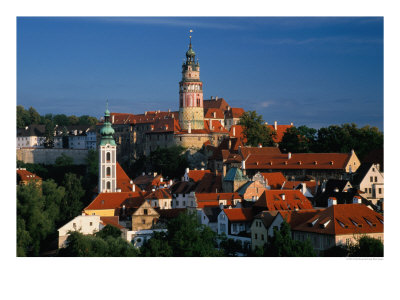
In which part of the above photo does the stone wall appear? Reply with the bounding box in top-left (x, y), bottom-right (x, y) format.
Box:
top-left (17, 148), bottom-right (88, 165)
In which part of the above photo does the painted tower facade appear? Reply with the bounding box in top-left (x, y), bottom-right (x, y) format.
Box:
top-left (179, 33), bottom-right (204, 130)
top-left (99, 105), bottom-right (117, 193)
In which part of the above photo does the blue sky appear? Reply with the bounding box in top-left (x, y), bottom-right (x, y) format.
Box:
top-left (17, 17), bottom-right (383, 129)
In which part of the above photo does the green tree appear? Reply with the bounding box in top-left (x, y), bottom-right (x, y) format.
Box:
top-left (349, 236), bottom-right (383, 257)
top-left (58, 230), bottom-right (139, 257)
top-left (140, 212), bottom-right (220, 257)
top-left (323, 245), bottom-right (349, 257)
top-left (55, 154), bottom-right (74, 167)
top-left (53, 114), bottom-right (69, 126)
top-left (17, 182), bottom-right (54, 256)
top-left (238, 111), bottom-right (276, 147)
top-left (17, 105), bottom-right (30, 128)
top-left (148, 146), bottom-right (188, 179)
top-left (60, 173), bottom-right (85, 223)
top-left (43, 121), bottom-right (55, 148)
top-left (79, 115), bottom-right (98, 126)
top-left (28, 106), bottom-right (41, 124)
top-left (140, 232), bottom-right (173, 257)
top-left (219, 234), bottom-right (244, 256)
top-left (68, 115), bottom-right (79, 125)
top-left (264, 222), bottom-right (315, 257)
top-left (96, 225), bottom-right (122, 239)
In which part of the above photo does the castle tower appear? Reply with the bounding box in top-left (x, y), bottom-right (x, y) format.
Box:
top-left (99, 103), bottom-right (117, 193)
top-left (179, 30), bottom-right (204, 130)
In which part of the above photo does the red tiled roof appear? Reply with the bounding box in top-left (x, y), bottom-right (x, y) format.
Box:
top-left (203, 98), bottom-right (230, 110)
top-left (292, 204), bottom-right (384, 235)
top-left (204, 108), bottom-right (224, 119)
top-left (260, 172), bottom-right (286, 189)
top-left (116, 162), bottom-right (141, 193)
top-left (225, 108), bottom-right (245, 119)
top-left (188, 170), bottom-right (211, 182)
top-left (110, 113), bottom-right (136, 124)
top-left (195, 173), bottom-right (223, 193)
top-left (266, 124), bottom-right (293, 143)
top-left (254, 190), bottom-right (313, 211)
top-left (100, 216), bottom-right (124, 229)
top-left (279, 209), bottom-right (322, 229)
top-left (84, 191), bottom-right (145, 211)
top-left (240, 146), bottom-right (282, 160)
top-left (17, 169), bottom-right (42, 182)
top-left (223, 208), bottom-right (253, 222)
top-left (144, 188), bottom-right (172, 200)
top-left (244, 152), bottom-right (352, 170)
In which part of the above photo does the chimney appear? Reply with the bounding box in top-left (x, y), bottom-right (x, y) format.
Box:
top-left (328, 197), bottom-right (337, 207)
top-left (153, 172), bottom-right (157, 177)
top-left (215, 96), bottom-right (218, 101)
top-left (288, 152), bottom-right (292, 159)
top-left (213, 112), bottom-right (216, 118)
top-left (142, 172), bottom-right (145, 176)
top-left (281, 194), bottom-right (286, 200)
top-left (223, 164), bottom-right (227, 177)
top-left (112, 115), bottom-right (115, 124)
top-left (122, 205), bottom-right (126, 216)
top-left (353, 196), bottom-right (362, 204)
top-left (274, 121), bottom-right (277, 131)
top-left (132, 184), bottom-right (136, 192)
top-left (211, 96), bottom-right (214, 100)
top-left (185, 168), bottom-right (189, 174)
top-left (116, 188), bottom-right (121, 193)
top-left (188, 120), bottom-right (191, 134)
top-left (25, 126), bottom-right (28, 130)
top-left (210, 120), bottom-right (213, 130)
top-left (232, 126), bottom-right (236, 136)
top-left (258, 144), bottom-right (262, 148)
top-left (228, 139), bottom-right (231, 149)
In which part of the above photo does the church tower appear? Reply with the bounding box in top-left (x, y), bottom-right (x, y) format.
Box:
top-left (99, 103), bottom-right (117, 193)
top-left (179, 30), bottom-right (204, 130)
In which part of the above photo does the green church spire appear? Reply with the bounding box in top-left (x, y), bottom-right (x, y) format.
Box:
top-left (100, 101), bottom-right (116, 146)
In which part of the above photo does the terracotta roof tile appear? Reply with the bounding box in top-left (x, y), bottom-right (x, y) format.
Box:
top-left (260, 172), bottom-right (286, 189)
top-left (223, 208), bottom-right (253, 222)
top-left (225, 108), bottom-right (245, 119)
top-left (204, 108), bottom-right (224, 119)
top-left (145, 188), bottom-right (172, 200)
top-left (17, 169), bottom-right (42, 182)
top-left (100, 216), bottom-right (124, 229)
top-left (292, 204), bottom-right (384, 235)
top-left (254, 190), bottom-right (313, 211)
top-left (84, 191), bottom-right (145, 212)
top-left (188, 170), bottom-right (211, 182)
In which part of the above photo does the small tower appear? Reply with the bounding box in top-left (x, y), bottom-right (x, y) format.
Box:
top-left (99, 102), bottom-right (117, 193)
top-left (179, 30), bottom-right (204, 130)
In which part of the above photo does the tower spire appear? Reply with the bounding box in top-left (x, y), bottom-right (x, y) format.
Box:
top-left (189, 29), bottom-right (193, 47)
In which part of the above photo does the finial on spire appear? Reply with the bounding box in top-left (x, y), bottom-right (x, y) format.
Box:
top-left (106, 99), bottom-right (109, 111)
top-left (189, 29), bottom-right (193, 47)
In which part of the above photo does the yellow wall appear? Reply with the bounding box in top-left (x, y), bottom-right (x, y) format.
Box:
top-left (84, 209), bottom-right (115, 217)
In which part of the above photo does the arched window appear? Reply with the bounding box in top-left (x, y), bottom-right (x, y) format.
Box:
top-left (106, 167), bottom-right (111, 176)
top-left (107, 181), bottom-right (111, 190)
top-left (106, 152), bottom-right (111, 162)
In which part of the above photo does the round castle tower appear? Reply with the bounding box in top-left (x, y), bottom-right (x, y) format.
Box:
top-left (179, 32), bottom-right (204, 130)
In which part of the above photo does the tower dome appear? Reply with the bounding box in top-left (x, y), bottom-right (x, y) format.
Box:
top-left (99, 104), bottom-right (116, 146)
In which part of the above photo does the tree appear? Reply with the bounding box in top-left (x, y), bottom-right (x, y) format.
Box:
top-left (58, 230), bottom-right (139, 257)
top-left (238, 111), bottom-right (275, 147)
top-left (139, 212), bottom-right (220, 257)
top-left (60, 173), bottom-right (85, 223)
top-left (219, 234), bottom-right (244, 256)
top-left (279, 125), bottom-right (317, 153)
top-left (55, 154), bottom-right (74, 167)
top-left (147, 146), bottom-right (189, 179)
top-left (79, 115), bottom-right (98, 126)
top-left (264, 222), bottom-right (315, 257)
top-left (53, 114), bottom-right (69, 126)
top-left (323, 245), bottom-right (349, 257)
top-left (349, 236), bottom-right (383, 257)
top-left (43, 121), bottom-right (55, 148)
top-left (28, 106), bottom-right (41, 124)
top-left (96, 225), bottom-right (122, 239)
top-left (68, 115), bottom-right (79, 125)
top-left (17, 105), bottom-right (30, 128)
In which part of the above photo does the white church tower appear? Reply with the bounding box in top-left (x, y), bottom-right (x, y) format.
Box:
top-left (98, 103), bottom-right (117, 193)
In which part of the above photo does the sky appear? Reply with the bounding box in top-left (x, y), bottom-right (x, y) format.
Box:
top-left (17, 17), bottom-right (383, 129)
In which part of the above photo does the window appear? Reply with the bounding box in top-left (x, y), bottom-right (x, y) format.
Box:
top-left (261, 234), bottom-right (264, 241)
top-left (370, 176), bottom-right (373, 182)
top-left (183, 201), bottom-right (186, 206)
top-left (143, 209), bottom-right (148, 215)
top-left (106, 182), bottom-right (111, 190)
top-left (73, 223), bottom-right (76, 229)
top-left (89, 222), bottom-right (93, 226)
top-left (106, 167), bottom-right (111, 176)
top-left (365, 188), bottom-right (367, 193)
top-left (374, 176), bottom-right (377, 182)
top-left (233, 223), bottom-right (237, 232)
top-left (254, 233), bottom-right (258, 240)
top-left (378, 188), bottom-right (382, 194)
top-left (176, 201), bottom-right (179, 206)
top-left (369, 188), bottom-right (372, 194)
top-left (106, 152), bottom-right (111, 162)
top-left (142, 219), bottom-right (146, 224)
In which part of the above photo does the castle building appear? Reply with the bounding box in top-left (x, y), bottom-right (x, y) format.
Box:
top-left (179, 33), bottom-right (204, 130)
top-left (98, 105), bottom-right (117, 193)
